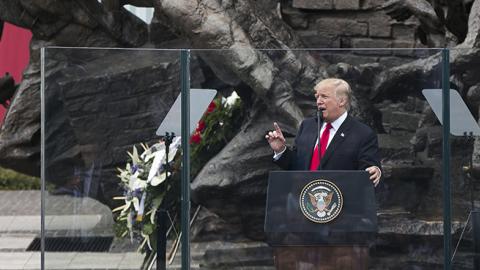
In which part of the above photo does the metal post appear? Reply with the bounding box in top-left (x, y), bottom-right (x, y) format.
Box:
top-left (156, 209), bottom-right (167, 270)
top-left (442, 48), bottom-right (451, 270)
top-left (156, 132), bottom-right (174, 270)
top-left (40, 47), bottom-right (46, 270)
top-left (180, 49), bottom-right (191, 270)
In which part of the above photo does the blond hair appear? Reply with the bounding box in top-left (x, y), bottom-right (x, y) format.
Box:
top-left (315, 78), bottom-right (352, 111)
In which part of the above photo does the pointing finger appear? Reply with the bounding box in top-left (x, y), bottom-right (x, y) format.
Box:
top-left (274, 122), bottom-right (283, 136)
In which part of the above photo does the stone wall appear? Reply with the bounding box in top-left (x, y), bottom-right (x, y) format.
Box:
top-left (283, 0), bottom-right (423, 52)
top-left (43, 49), bottom-right (205, 206)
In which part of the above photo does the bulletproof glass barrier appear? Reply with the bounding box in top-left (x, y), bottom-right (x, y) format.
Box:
top-left (40, 48), bottom-right (458, 270)
top-left (41, 48), bottom-right (185, 270)
top-left (188, 48), bottom-right (452, 270)
top-left (449, 47), bottom-right (480, 270)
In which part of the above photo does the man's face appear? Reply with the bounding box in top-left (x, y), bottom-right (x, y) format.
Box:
top-left (314, 83), bottom-right (346, 123)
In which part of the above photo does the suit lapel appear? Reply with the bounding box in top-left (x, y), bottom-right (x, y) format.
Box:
top-left (319, 115), bottom-right (353, 169)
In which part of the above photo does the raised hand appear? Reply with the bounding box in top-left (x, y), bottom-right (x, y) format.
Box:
top-left (265, 122), bottom-right (286, 153)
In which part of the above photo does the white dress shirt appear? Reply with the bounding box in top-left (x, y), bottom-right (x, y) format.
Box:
top-left (272, 111), bottom-right (381, 182)
top-left (274, 111), bottom-right (348, 159)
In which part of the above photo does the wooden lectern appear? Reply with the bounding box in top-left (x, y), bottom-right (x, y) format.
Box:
top-left (264, 171), bottom-right (377, 270)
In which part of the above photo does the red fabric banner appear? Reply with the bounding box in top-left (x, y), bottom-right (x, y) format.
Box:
top-left (0, 22), bottom-right (32, 124)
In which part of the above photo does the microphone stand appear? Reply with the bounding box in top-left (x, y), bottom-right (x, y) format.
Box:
top-left (156, 132), bottom-right (175, 270)
top-left (317, 109), bottom-right (324, 169)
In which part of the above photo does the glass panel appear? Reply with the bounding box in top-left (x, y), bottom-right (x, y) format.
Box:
top-left (452, 211), bottom-right (480, 269)
top-left (450, 47), bottom-right (480, 270)
top-left (188, 48), bottom-right (445, 269)
top-left (42, 48), bottom-right (183, 269)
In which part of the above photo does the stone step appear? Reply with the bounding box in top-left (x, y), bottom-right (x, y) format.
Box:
top-left (0, 252), bottom-right (143, 270)
top-left (202, 246), bottom-right (274, 268)
top-left (228, 267), bottom-right (275, 270)
top-left (377, 212), bottom-right (466, 236)
top-left (0, 215), bottom-right (112, 234)
top-left (0, 191), bottom-right (113, 217)
top-left (0, 234), bottom-right (36, 251)
top-left (0, 251), bottom-right (202, 270)
top-left (380, 163), bottom-right (434, 181)
top-left (165, 251), bottom-right (204, 266)
top-left (190, 240), bottom-right (270, 251)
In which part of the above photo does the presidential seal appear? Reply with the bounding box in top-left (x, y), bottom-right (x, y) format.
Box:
top-left (299, 179), bottom-right (343, 223)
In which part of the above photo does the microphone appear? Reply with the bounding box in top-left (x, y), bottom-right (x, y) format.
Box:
top-left (317, 108), bottom-right (324, 122)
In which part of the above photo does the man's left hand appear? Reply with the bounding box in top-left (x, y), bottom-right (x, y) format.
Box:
top-left (365, 166), bottom-right (381, 187)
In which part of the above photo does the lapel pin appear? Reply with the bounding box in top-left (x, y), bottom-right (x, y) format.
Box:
top-left (341, 133), bottom-right (345, 137)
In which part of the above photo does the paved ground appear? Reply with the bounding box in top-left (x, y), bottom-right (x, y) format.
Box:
top-left (0, 190), bottom-right (144, 269)
top-left (0, 190), bottom-right (274, 270)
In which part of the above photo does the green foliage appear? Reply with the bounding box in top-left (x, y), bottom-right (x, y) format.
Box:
top-left (113, 142), bottom-right (181, 253)
top-left (113, 221), bottom-right (129, 238)
top-left (112, 93), bottom-right (244, 257)
top-left (142, 223), bottom-right (154, 235)
top-left (0, 166), bottom-right (40, 190)
top-left (190, 96), bottom-right (244, 178)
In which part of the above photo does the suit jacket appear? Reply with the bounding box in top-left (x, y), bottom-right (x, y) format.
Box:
top-left (275, 115), bottom-right (381, 171)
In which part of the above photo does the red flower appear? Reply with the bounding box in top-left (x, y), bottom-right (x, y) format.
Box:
top-left (190, 131), bottom-right (202, 144)
top-left (207, 101), bottom-right (216, 113)
top-left (196, 120), bottom-right (206, 133)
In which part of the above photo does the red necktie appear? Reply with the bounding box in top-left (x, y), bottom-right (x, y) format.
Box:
top-left (309, 123), bottom-right (332, 171)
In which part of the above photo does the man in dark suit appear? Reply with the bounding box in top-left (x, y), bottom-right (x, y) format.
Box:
top-left (266, 78), bottom-right (380, 269)
top-left (266, 78), bottom-right (381, 186)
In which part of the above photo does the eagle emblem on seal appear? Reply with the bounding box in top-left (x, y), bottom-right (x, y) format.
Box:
top-left (299, 180), bottom-right (343, 223)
